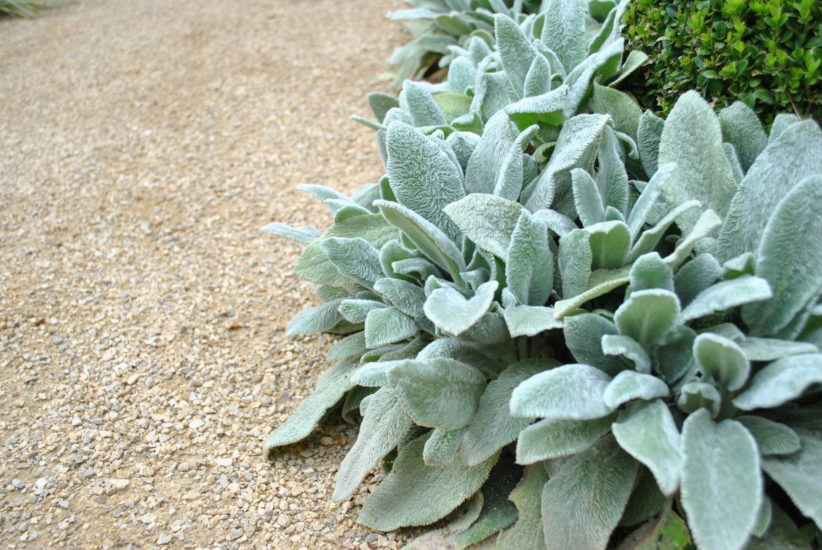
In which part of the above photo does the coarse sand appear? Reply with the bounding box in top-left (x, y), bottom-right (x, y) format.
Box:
top-left (0, 0), bottom-right (416, 547)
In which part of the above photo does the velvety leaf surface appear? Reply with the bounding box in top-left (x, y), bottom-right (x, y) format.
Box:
top-left (424, 281), bottom-right (498, 336)
top-left (563, 313), bottom-right (623, 375)
top-left (364, 306), bottom-right (419, 349)
top-left (444, 194), bottom-right (523, 259)
top-left (603, 371), bottom-right (669, 409)
top-left (614, 289), bottom-right (680, 348)
top-left (736, 416), bottom-right (801, 457)
top-left (495, 465), bottom-right (548, 550)
top-left (718, 101), bottom-right (768, 172)
top-left (510, 364), bottom-right (612, 420)
top-left (516, 414), bottom-right (614, 464)
top-left (506, 212), bottom-right (553, 306)
top-left (504, 305), bottom-right (563, 337)
top-left (693, 333), bottom-right (750, 391)
top-left (761, 433), bottom-right (822, 530)
top-left (540, 0), bottom-right (586, 74)
top-left (261, 222), bottom-right (320, 244)
top-left (733, 353), bottom-right (822, 410)
top-left (681, 276), bottom-right (772, 322)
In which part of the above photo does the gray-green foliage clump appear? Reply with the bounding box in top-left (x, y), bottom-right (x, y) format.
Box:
top-left (262, 4), bottom-right (822, 550)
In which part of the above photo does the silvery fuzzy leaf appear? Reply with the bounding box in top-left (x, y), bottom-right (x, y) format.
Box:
top-left (733, 353), bottom-right (822, 410)
top-left (769, 113), bottom-right (802, 142)
top-left (461, 360), bottom-right (548, 467)
top-left (339, 299), bottom-right (385, 324)
top-left (718, 102), bottom-right (767, 172)
top-left (507, 211), bottom-right (553, 306)
top-left (368, 92), bottom-right (400, 123)
top-left (612, 399), bottom-right (681, 496)
top-left (416, 337), bottom-right (504, 378)
top-left (505, 85), bottom-right (568, 128)
top-left (540, 435), bottom-right (638, 550)
top-left (351, 183), bottom-right (381, 211)
top-left (637, 110), bottom-right (664, 177)
top-left (662, 209), bottom-right (723, 270)
top-left (677, 382), bottom-right (721, 418)
top-left (386, 122), bottom-right (465, 240)
top-left (296, 213), bottom-right (399, 287)
top-left (496, 465), bottom-right (548, 550)
top-left (444, 193), bottom-right (524, 259)
top-left (627, 198), bottom-right (702, 263)
top-left (465, 111), bottom-right (520, 195)
top-left (752, 497), bottom-right (773, 539)
top-left (327, 332), bottom-right (367, 362)
top-left (365, 307), bottom-right (419, 349)
top-left (351, 115), bottom-right (383, 131)
top-left (261, 222), bottom-right (320, 244)
top-left (379, 240), bottom-right (418, 283)
top-left (540, 0), bottom-right (586, 74)
top-left (625, 164), bottom-right (669, 240)
top-left (393, 258), bottom-right (441, 283)
top-left (587, 0), bottom-right (628, 54)
top-left (737, 337), bottom-right (818, 362)
top-left (596, 126), bottom-right (631, 216)
top-left (523, 114), bottom-right (610, 212)
top-left (350, 360), bottom-right (404, 388)
top-left (379, 336), bottom-right (428, 362)
top-left (681, 409), bottom-right (762, 550)
top-left (614, 289), bottom-right (680, 348)
top-left (358, 434), bottom-right (498, 530)
top-left (473, 70), bottom-right (512, 123)
top-left (748, 502), bottom-right (807, 550)
top-left (504, 305), bottom-right (562, 337)
top-left (694, 333), bottom-right (750, 391)
top-left (591, 83), bottom-right (641, 140)
top-left (601, 334), bottom-right (650, 373)
top-left (587, 220), bottom-right (630, 270)
top-left (653, 324), bottom-right (698, 383)
top-left (431, 92), bottom-right (472, 123)
top-left (736, 416), bottom-right (801, 457)
top-left (681, 275), bottom-right (772, 323)
top-left (286, 299), bottom-right (344, 336)
top-left (761, 433), bottom-right (822, 529)
top-left (619, 467), bottom-right (669, 528)
top-left (564, 38), bottom-right (624, 115)
top-left (609, 49), bottom-right (649, 87)
top-left (387, 358), bottom-right (486, 430)
top-left (424, 281), bottom-right (498, 336)
top-left (423, 427), bottom-right (467, 467)
top-left (557, 227), bottom-right (594, 300)
top-left (332, 202), bottom-right (377, 224)
top-left (701, 322), bottom-right (746, 341)
top-left (563, 313), bottom-right (624, 375)
top-left (264, 360), bottom-right (357, 453)
top-left (553, 266), bottom-right (631, 318)
top-left (493, 141), bottom-right (525, 201)
top-left (495, 14), bottom-right (537, 99)
top-left (320, 237), bottom-right (384, 291)
top-left (375, 200), bottom-right (466, 283)
top-left (447, 56), bottom-right (476, 95)
top-left (533, 208), bottom-right (578, 237)
top-left (373, 277), bottom-right (425, 320)
top-left (447, 131), bottom-right (481, 171)
top-left (603, 371), bottom-right (669, 409)
top-left (341, 385), bottom-right (376, 425)
top-left (510, 363), bottom-right (613, 420)
top-left (315, 285), bottom-right (352, 303)
top-left (658, 91), bottom-right (737, 233)
top-left (627, 252), bottom-right (674, 296)
top-left (333, 387), bottom-right (413, 501)
top-left (743, 175), bottom-right (822, 336)
top-left (718, 120), bottom-right (822, 262)
top-left (523, 52), bottom-right (552, 97)
top-left (724, 143), bottom-right (746, 185)
top-left (674, 253), bottom-right (723, 307)
top-left (401, 81), bottom-right (447, 128)
top-left (571, 168), bottom-right (604, 226)
top-left (516, 414), bottom-right (615, 464)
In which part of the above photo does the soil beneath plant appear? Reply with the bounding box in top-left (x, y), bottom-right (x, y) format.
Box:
top-left (0, 0), bottom-right (414, 548)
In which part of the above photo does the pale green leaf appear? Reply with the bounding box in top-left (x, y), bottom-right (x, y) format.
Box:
top-left (554, 267), bottom-right (631, 318)
top-left (541, 435), bottom-right (638, 550)
top-left (286, 299), bottom-right (343, 335)
top-left (374, 277), bottom-right (426, 320)
top-left (557, 228), bottom-right (592, 299)
top-left (365, 306), bottom-right (419, 349)
top-left (736, 416), bottom-right (801, 457)
top-left (733, 353), bottom-right (822, 410)
top-left (572, 168), bottom-right (605, 226)
top-left (510, 364), bottom-right (612, 420)
top-left (627, 252), bottom-right (674, 295)
top-left (761, 433), bottom-right (822, 529)
top-left (637, 110), bottom-right (664, 177)
top-left (523, 52), bottom-right (552, 98)
top-left (613, 399), bottom-right (682, 496)
top-left (601, 334), bottom-right (651, 373)
top-left (495, 14), bottom-right (537, 99)
top-left (387, 358), bottom-right (486, 429)
top-left (563, 313), bottom-right (624, 375)
top-left (465, 111), bottom-right (520, 195)
top-left (505, 85), bottom-right (568, 128)
top-left (591, 83), bottom-right (642, 140)
top-left (496, 465), bottom-right (548, 550)
top-left (603, 371), bottom-right (669, 409)
top-left (340, 299), bottom-right (385, 323)
top-left (541, 0), bottom-right (587, 73)
top-left (676, 382), bottom-right (721, 418)
top-left (493, 141), bottom-right (525, 201)
top-left (587, 220), bottom-right (631, 269)
top-left (261, 222), bottom-right (320, 244)
top-left (444, 193), bottom-right (524, 259)
top-left (682, 276), bottom-right (771, 322)
top-left (718, 101), bottom-right (768, 172)
top-left (423, 427), bottom-right (467, 467)
top-left (674, 253), bottom-right (722, 306)
top-left (516, 414), bottom-right (614, 464)
top-left (504, 305), bottom-right (562, 337)
top-left (694, 333), bottom-right (750, 391)
top-left (402, 81), bottom-right (447, 127)
top-left (358, 434), bottom-right (498, 530)
top-left (327, 332), bottom-right (367, 362)
top-left (334, 387), bottom-right (413, 501)
top-left (368, 92), bottom-right (399, 123)
top-left (614, 289), bottom-right (680, 348)
top-left (506, 211), bottom-right (553, 306)
top-left (424, 281), bottom-right (498, 336)
top-left (681, 409), bottom-right (762, 550)
top-left (737, 337), bottom-right (819, 362)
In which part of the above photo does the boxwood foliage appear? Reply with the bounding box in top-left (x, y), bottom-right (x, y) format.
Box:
top-left (621, 0), bottom-right (821, 125)
top-left (263, 4), bottom-right (822, 550)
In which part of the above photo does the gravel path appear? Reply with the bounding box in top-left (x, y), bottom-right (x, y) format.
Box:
top-left (0, 1), bottom-right (410, 548)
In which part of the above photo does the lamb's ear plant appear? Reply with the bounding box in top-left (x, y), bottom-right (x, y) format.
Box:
top-left (263, 2), bottom-right (822, 548)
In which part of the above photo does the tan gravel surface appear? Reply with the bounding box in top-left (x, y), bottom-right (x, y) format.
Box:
top-left (0, 0), bottom-right (412, 548)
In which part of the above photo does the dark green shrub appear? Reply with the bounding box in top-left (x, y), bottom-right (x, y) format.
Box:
top-left (622, 0), bottom-right (820, 124)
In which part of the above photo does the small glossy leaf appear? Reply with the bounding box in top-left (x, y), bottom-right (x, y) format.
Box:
top-left (733, 353), bottom-right (822, 410)
top-left (614, 289), bottom-right (680, 348)
top-left (737, 416), bottom-right (801, 456)
top-left (264, 360), bottom-right (357, 452)
top-left (761, 433), bottom-right (822, 529)
top-left (510, 364), bottom-right (612, 420)
top-left (444, 194), bottom-right (524, 259)
top-left (387, 358), bottom-right (486, 429)
top-left (424, 281), bottom-right (498, 336)
top-left (364, 307), bottom-right (418, 349)
top-left (681, 409), bottom-right (762, 550)
top-left (603, 371), bottom-right (669, 409)
top-left (541, 435), bottom-right (638, 550)
top-left (694, 333), bottom-right (750, 391)
top-left (333, 387), bottom-right (413, 501)
top-left (358, 434), bottom-right (498, 530)
top-left (516, 414), bottom-right (614, 464)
